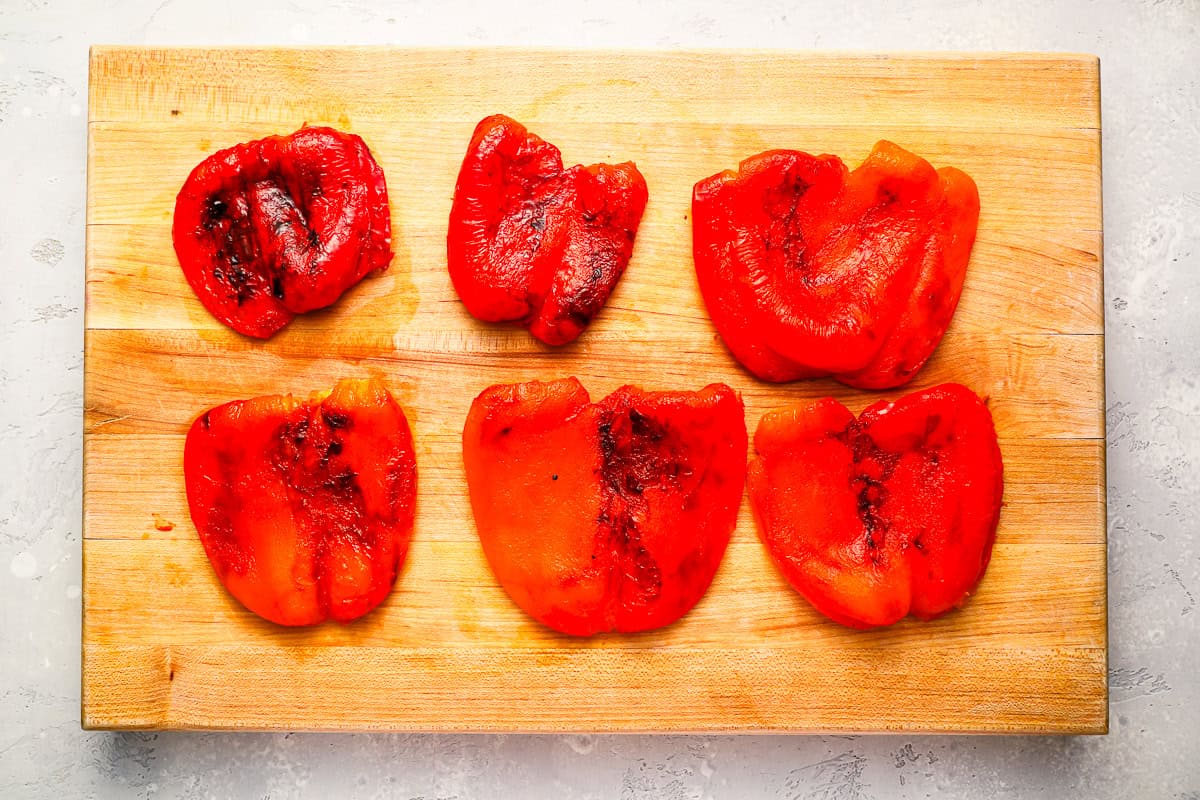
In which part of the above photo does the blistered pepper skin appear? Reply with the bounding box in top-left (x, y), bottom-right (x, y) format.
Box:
top-left (448, 115), bottom-right (648, 346)
top-left (173, 126), bottom-right (392, 338)
top-left (462, 378), bottom-right (747, 636)
top-left (749, 383), bottom-right (1003, 629)
top-left (184, 379), bottom-right (417, 626)
top-left (692, 141), bottom-right (979, 388)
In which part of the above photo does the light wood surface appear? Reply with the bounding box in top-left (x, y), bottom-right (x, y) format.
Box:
top-left (83, 47), bottom-right (1106, 733)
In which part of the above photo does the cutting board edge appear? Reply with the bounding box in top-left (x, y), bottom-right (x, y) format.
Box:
top-left (86, 46), bottom-right (1101, 132)
top-left (87, 44), bottom-right (1102, 62)
top-left (80, 642), bottom-right (1110, 735)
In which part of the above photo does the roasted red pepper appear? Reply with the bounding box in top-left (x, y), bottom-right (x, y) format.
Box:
top-left (173, 126), bottom-right (392, 338)
top-left (184, 379), bottom-right (417, 626)
top-left (448, 115), bottom-right (648, 345)
top-left (692, 141), bottom-right (979, 388)
top-left (462, 378), bottom-right (746, 635)
top-left (748, 383), bottom-right (1003, 629)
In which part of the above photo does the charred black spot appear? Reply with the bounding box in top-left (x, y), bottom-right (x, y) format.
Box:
top-left (308, 228), bottom-right (321, 249)
top-left (290, 418), bottom-right (309, 445)
top-left (567, 308), bottom-right (594, 329)
top-left (318, 438), bottom-right (344, 469)
top-left (201, 412), bottom-right (211, 430)
top-left (913, 537), bottom-right (925, 552)
top-left (521, 198), bottom-right (548, 234)
top-left (835, 412), bottom-right (926, 558)
top-left (323, 411), bottom-right (351, 429)
top-left (620, 534), bottom-right (662, 602)
top-left (878, 185), bottom-right (899, 205)
top-left (762, 173), bottom-right (810, 269)
top-left (846, 429), bottom-right (870, 461)
top-left (551, 474), bottom-right (558, 481)
top-left (594, 407), bottom-right (689, 606)
top-left (212, 252), bottom-right (258, 305)
top-left (857, 477), bottom-right (887, 550)
top-left (628, 408), bottom-right (663, 441)
top-left (272, 276), bottom-right (286, 300)
top-left (599, 407), bottom-right (688, 497)
top-left (790, 174), bottom-right (812, 197)
top-left (851, 443), bottom-right (892, 551)
top-left (498, 425), bottom-right (512, 437)
top-left (203, 195), bottom-right (228, 230)
top-left (323, 469), bottom-right (357, 492)
top-left (230, 267), bottom-right (255, 305)
top-left (551, 246), bottom-right (619, 332)
top-left (605, 514), bottom-right (663, 604)
top-left (270, 417), bottom-right (311, 473)
top-left (598, 421), bottom-right (616, 464)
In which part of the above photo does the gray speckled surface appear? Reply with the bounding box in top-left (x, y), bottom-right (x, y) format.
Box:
top-left (2, 0), bottom-right (1197, 797)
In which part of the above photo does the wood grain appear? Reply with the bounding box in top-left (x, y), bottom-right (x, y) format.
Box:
top-left (83, 47), bottom-right (1106, 733)
top-left (83, 538), bottom-right (1104, 649)
top-left (82, 643), bottom-right (1105, 733)
top-left (84, 436), bottom-right (1104, 546)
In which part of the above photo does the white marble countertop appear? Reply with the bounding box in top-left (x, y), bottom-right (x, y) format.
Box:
top-left (2, 0), bottom-right (1197, 797)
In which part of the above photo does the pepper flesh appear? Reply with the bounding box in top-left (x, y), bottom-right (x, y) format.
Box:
top-left (462, 378), bottom-right (747, 635)
top-left (173, 126), bottom-right (392, 338)
top-left (184, 378), bottom-right (417, 626)
top-left (692, 141), bottom-right (979, 388)
top-left (448, 115), bottom-right (648, 345)
top-left (748, 383), bottom-right (1003, 629)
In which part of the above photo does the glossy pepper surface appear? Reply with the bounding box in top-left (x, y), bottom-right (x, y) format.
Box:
top-left (173, 126), bottom-right (392, 338)
top-left (749, 383), bottom-right (1003, 629)
top-left (448, 115), bottom-right (648, 345)
top-left (692, 141), bottom-right (979, 388)
top-left (184, 378), bottom-right (417, 626)
top-left (462, 378), bottom-right (746, 635)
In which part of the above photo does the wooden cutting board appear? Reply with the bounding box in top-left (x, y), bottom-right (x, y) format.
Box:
top-left (82, 47), bottom-right (1105, 733)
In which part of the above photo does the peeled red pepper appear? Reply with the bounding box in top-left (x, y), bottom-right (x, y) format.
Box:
top-left (462, 378), bottom-right (746, 635)
top-left (184, 379), bottom-right (417, 626)
top-left (748, 383), bottom-right (1003, 629)
top-left (692, 141), bottom-right (979, 388)
top-left (448, 115), bottom-right (648, 345)
top-left (173, 126), bottom-right (392, 338)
